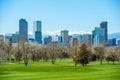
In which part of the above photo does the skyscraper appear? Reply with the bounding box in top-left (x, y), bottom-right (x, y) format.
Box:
top-left (60, 30), bottom-right (69, 45)
top-left (35, 31), bottom-right (42, 44)
top-left (100, 21), bottom-right (108, 44)
top-left (33, 21), bottom-right (42, 44)
top-left (83, 34), bottom-right (92, 46)
top-left (92, 27), bottom-right (105, 45)
top-left (19, 19), bottom-right (28, 42)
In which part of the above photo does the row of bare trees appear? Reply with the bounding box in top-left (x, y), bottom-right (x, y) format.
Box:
top-left (0, 38), bottom-right (120, 66)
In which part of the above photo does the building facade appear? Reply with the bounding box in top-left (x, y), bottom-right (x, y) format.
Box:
top-left (33, 21), bottom-right (42, 44)
top-left (12, 33), bottom-right (19, 43)
top-left (108, 38), bottom-right (116, 46)
top-left (60, 30), bottom-right (69, 45)
top-left (83, 34), bottom-right (92, 46)
top-left (35, 31), bottom-right (42, 44)
top-left (100, 21), bottom-right (108, 45)
top-left (44, 36), bottom-right (52, 45)
top-left (19, 19), bottom-right (28, 42)
top-left (70, 38), bottom-right (79, 46)
top-left (92, 27), bottom-right (105, 45)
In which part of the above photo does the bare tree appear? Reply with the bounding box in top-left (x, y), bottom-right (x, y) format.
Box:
top-left (15, 45), bottom-right (22, 64)
top-left (4, 38), bottom-right (12, 61)
top-left (0, 36), bottom-right (5, 62)
top-left (115, 46), bottom-right (120, 63)
top-left (68, 45), bottom-right (78, 59)
top-left (105, 47), bottom-right (117, 64)
top-left (41, 46), bottom-right (49, 61)
top-left (18, 37), bottom-right (29, 66)
top-left (59, 45), bottom-right (69, 60)
top-left (93, 45), bottom-right (105, 65)
top-left (46, 42), bottom-right (61, 64)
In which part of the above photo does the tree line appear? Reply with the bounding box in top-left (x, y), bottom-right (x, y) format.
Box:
top-left (0, 38), bottom-right (120, 66)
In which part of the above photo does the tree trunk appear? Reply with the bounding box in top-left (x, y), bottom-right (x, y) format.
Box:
top-left (75, 62), bottom-right (77, 67)
top-left (100, 56), bottom-right (102, 65)
top-left (82, 63), bottom-right (85, 66)
top-left (52, 60), bottom-right (55, 64)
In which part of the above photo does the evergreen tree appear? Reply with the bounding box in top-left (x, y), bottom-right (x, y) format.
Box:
top-left (74, 43), bottom-right (91, 66)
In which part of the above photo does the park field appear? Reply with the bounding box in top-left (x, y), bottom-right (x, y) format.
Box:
top-left (0, 58), bottom-right (120, 80)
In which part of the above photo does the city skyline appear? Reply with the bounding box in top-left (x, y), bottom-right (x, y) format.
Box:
top-left (1, 18), bottom-right (118, 46)
top-left (0, 0), bottom-right (120, 35)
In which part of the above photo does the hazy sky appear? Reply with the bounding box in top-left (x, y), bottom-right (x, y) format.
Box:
top-left (0, 0), bottom-right (120, 35)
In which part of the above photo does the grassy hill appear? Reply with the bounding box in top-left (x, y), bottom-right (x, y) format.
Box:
top-left (0, 58), bottom-right (120, 80)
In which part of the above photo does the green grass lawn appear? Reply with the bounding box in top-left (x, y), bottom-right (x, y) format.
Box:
top-left (0, 58), bottom-right (120, 80)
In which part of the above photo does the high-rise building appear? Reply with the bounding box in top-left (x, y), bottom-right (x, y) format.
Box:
top-left (108, 38), bottom-right (116, 46)
top-left (35, 31), bottom-right (42, 44)
top-left (117, 40), bottom-right (120, 45)
top-left (100, 21), bottom-right (108, 44)
top-left (83, 34), bottom-right (92, 46)
top-left (70, 38), bottom-right (79, 46)
top-left (44, 36), bottom-right (52, 45)
top-left (74, 34), bottom-right (84, 44)
top-left (92, 27), bottom-right (105, 45)
top-left (12, 33), bottom-right (19, 43)
top-left (60, 30), bottom-right (69, 45)
top-left (33, 21), bottom-right (42, 44)
top-left (19, 19), bottom-right (28, 42)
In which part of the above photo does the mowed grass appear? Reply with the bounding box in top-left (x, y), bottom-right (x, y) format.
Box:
top-left (0, 58), bottom-right (120, 80)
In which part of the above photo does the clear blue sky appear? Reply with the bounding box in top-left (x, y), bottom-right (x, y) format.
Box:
top-left (0, 0), bottom-right (120, 35)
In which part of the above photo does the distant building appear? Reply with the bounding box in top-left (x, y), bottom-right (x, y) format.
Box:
top-left (28, 38), bottom-right (34, 42)
top-left (58, 35), bottom-right (62, 43)
top-left (117, 40), bottom-right (120, 45)
top-left (35, 31), bottom-right (42, 44)
top-left (92, 27), bottom-right (105, 45)
top-left (33, 21), bottom-right (42, 44)
top-left (11, 31), bottom-right (19, 43)
top-left (74, 34), bottom-right (84, 44)
top-left (60, 30), bottom-right (69, 46)
top-left (5, 36), bottom-right (12, 40)
top-left (44, 36), bottom-right (52, 45)
top-left (52, 35), bottom-right (59, 42)
top-left (19, 19), bottom-right (28, 42)
top-left (100, 21), bottom-right (108, 45)
top-left (12, 32), bottom-right (19, 43)
top-left (79, 35), bottom-right (84, 43)
top-left (83, 34), bottom-right (92, 46)
top-left (70, 38), bottom-right (79, 46)
top-left (108, 38), bottom-right (116, 46)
